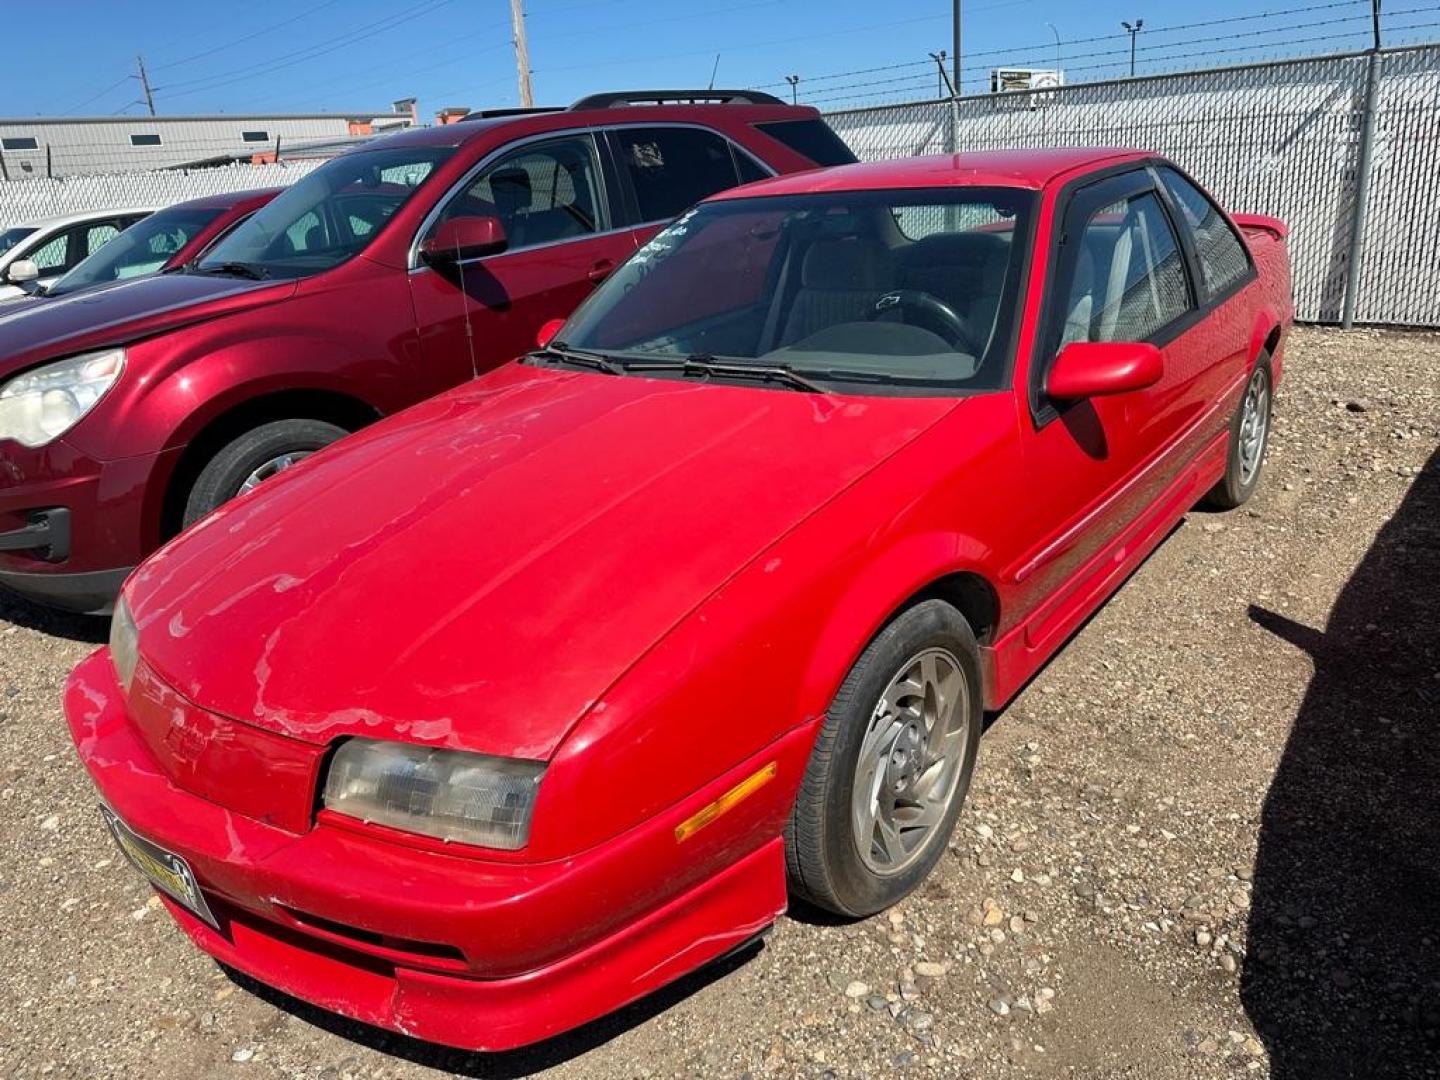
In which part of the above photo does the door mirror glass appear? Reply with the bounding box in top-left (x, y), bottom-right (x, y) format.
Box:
top-left (420, 216), bottom-right (508, 264)
top-left (1048, 341), bottom-right (1162, 400)
top-left (5, 259), bottom-right (39, 284)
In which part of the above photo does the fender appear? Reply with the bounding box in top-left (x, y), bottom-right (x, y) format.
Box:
top-left (798, 529), bottom-right (999, 718)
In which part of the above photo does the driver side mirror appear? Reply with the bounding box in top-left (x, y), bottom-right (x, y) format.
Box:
top-left (1047, 341), bottom-right (1163, 401)
top-left (4, 259), bottom-right (40, 287)
top-left (420, 216), bottom-right (508, 265)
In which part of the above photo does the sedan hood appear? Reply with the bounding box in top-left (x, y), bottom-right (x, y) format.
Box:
top-left (0, 272), bottom-right (295, 381)
top-left (128, 364), bottom-right (955, 759)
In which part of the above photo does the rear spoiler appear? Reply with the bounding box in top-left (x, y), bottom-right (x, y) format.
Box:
top-left (1231, 213), bottom-right (1288, 241)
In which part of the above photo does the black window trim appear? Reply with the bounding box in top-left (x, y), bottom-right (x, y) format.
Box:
top-left (603, 121), bottom-right (778, 231)
top-left (1027, 158), bottom-right (1245, 428)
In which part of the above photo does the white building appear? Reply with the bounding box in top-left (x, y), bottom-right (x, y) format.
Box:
top-left (0, 101), bottom-right (418, 179)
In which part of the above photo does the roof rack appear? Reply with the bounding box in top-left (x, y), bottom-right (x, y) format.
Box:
top-left (465, 106), bottom-right (565, 120)
top-left (568, 89), bottom-right (787, 110)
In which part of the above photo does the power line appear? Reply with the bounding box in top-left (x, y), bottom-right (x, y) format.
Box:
top-left (59, 76), bottom-right (134, 116)
top-left (154, 0), bottom-right (456, 98)
top-left (778, 0), bottom-right (1380, 94)
top-left (150, 0), bottom-right (349, 71)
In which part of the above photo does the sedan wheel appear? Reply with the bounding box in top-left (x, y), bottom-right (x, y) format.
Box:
top-left (1204, 352), bottom-right (1273, 510)
top-left (852, 648), bottom-right (970, 876)
top-left (787, 599), bottom-right (983, 917)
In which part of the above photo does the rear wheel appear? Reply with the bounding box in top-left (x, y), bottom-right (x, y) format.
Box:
top-left (1204, 354), bottom-right (1273, 510)
top-left (785, 599), bottom-right (983, 917)
top-left (182, 419), bottom-right (348, 527)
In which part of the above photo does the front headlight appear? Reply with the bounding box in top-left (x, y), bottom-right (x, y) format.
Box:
top-left (0, 348), bottom-right (125, 448)
top-left (323, 738), bottom-right (545, 850)
top-left (109, 594), bottom-right (139, 695)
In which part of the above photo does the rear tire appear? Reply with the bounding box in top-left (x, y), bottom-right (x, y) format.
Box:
top-left (785, 599), bottom-right (983, 917)
top-left (183, 419), bottom-right (347, 527)
top-left (1204, 353), bottom-right (1273, 510)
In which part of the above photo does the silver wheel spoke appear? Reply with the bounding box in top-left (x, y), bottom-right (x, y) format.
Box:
top-left (238, 451), bottom-right (312, 496)
top-left (850, 646), bottom-right (971, 876)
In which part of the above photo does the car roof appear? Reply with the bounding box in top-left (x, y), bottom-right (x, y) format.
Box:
top-left (160, 188), bottom-right (282, 212)
top-left (352, 101), bottom-right (823, 152)
top-left (14, 206), bottom-right (158, 229)
top-left (718, 148), bottom-right (1151, 199)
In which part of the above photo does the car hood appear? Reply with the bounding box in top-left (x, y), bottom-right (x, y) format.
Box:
top-left (0, 272), bottom-right (296, 381)
top-left (127, 363), bottom-right (956, 760)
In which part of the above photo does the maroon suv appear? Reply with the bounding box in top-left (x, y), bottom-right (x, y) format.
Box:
top-left (0, 91), bottom-right (855, 613)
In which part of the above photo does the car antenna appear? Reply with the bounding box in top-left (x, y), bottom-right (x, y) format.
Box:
top-left (453, 231), bottom-right (479, 379)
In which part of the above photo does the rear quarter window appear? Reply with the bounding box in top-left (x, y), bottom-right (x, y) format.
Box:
top-left (754, 119), bottom-right (859, 167)
top-left (1157, 166), bottom-right (1252, 298)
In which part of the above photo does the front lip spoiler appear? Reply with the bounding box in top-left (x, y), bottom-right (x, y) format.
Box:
top-left (0, 507), bottom-right (70, 560)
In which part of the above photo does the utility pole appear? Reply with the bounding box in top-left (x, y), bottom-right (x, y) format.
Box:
top-left (510, 0), bottom-right (534, 108)
top-left (785, 74), bottom-right (799, 104)
top-left (135, 54), bottom-right (156, 116)
top-left (1121, 19), bottom-right (1143, 78)
top-left (952, 0), bottom-right (962, 98)
top-left (1371, 0), bottom-right (1383, 48)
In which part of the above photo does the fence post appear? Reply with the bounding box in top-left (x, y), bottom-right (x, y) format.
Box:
top-left (0, 150), bottom-right (8, 183)
top-left (45, 144), bottom-right (53, 180)
top-left (1341, 49), bottom-right (1383, 329)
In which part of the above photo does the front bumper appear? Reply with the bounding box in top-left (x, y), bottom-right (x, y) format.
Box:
top-left (65, 651), bottom-right (791, 1051)
top-left (0, 438), bottom-right (166, 614)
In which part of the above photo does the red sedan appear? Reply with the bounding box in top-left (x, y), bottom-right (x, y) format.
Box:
top-left (66, 148), bottom-right (1292, 1051)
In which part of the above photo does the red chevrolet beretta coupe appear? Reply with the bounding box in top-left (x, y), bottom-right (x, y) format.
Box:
top-left (67, 148), bottom-right (1292, 1050)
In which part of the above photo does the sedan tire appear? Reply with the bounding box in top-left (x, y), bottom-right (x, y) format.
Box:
top-left (1204, 353), bottom-right (1273, 510)
top-left (786, 599), bottom-right (983, 917)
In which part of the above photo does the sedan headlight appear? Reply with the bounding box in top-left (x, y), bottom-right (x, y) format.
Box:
top-left (323, 738), bottom-right (545, 850)
top-left (109, 594), bottom-right (139, 695)
top-left (0, 348), bottom-right (125, 448)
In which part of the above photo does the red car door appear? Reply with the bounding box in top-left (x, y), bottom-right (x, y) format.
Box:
top-left (1010, 167), bottom-right (1212, 656)
top-left (408, 132), bottom-right (637, 386)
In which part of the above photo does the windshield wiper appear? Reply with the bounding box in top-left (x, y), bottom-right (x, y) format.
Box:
top-left (196, 261), bottom-right (270, 280)
top-left (622, 353), bottom-right (828, 394)
top-left (529, 341), bottom-right (623, 375)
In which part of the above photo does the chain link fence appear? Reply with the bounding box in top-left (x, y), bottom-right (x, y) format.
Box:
top-left (824, 44), bottom-right (1440, 326)
top-left (0, 158), bottom-right (328, 229)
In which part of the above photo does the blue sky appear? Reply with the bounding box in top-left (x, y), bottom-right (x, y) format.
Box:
top-left (3, 0), bottom-right (1427, 121)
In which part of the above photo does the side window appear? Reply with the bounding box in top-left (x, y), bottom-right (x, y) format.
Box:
top-left (26, 232), bottom-right (70, 273)
top-left (432, 135), bottom-right (604, 254)
top-left (1060, 190), bottom-right (1192, 347)
top-left (613, 126), bottom-right (747, 222)
top-left (85, 223), bottom-right (121, 256)
top-left (1156, 167), bottom-right (1251, 298)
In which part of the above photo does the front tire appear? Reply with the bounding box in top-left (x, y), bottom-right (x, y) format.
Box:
top-left (183, 419), bottom-right (348, 527)
top-left (786, 599), bottom-right (983, 917)
top-left (1204, 354), bottom-right (1273, 510)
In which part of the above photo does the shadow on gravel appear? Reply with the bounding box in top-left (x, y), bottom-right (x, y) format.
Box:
top-left (221, 938), bottom-right (763, 1077)
top-left (0, 589), bottom-right (108, 644)
top-left (1243, 445), bottom-right (1440, 1078)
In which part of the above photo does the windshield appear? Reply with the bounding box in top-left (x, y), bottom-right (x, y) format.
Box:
top-left (46, 205), bottom-right (223, 296)
top-left (0, 227), bottom-right (36, 258)
top-left (198, 145), bottom-right (453, 279)
top-left (558, 188), bottom-right (1034, 393)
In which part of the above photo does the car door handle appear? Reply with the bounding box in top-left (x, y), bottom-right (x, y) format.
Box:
top-left (587, 259), bottom-right (615, 284)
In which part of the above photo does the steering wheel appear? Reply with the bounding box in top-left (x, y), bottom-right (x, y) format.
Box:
top-left (865, 289), bottom-right (978, 354)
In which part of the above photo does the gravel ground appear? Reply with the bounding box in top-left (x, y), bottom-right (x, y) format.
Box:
top-left (1, 325), bottom-right (1436, 1080)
